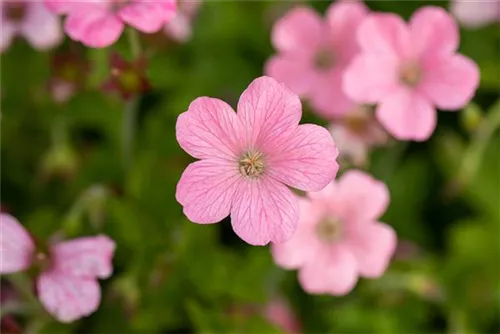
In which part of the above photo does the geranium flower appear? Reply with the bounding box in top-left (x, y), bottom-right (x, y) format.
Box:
top-left (343, 6), bottom-right (479, 141)
top-left (176, 76), bottom-right (339, 246)
top-left (450, 0), bottom-right (500, 28)
top-left (271, 171), bottom-right (396, 295)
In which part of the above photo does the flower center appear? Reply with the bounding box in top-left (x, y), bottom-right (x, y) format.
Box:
top-left (239, 150), bottom-right (265, 179)
top-left (313, 48), bottom-right (335, 71)
top-left (343, 113), bottom-right (370, 136)
top-left (316, 217), bottom-right (342, 243)
top-left (32, 251), bottom-right (52, 272)
top-left (399, 62), bottom-right (422, 87)
top-left (4, 2), bottom-right (27, 22)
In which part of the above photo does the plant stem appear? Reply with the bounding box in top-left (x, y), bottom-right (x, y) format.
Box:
top-left (122, 97), bottom-right (139, 171)
top-left (127, 27), bottom-right (141, 58)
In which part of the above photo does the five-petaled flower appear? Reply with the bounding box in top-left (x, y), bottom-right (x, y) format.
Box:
top-left (272, 170), bottom-right (396, 295)
top-left (0, 213), bottom-right (116, 323)
top-left (176, 76), bottom-right (339, 246)
top-left (343, 6), bottom-right (480, 141)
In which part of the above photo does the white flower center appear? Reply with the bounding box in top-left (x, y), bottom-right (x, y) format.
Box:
top-left (316, 217), bottom-right (342, 243)
top-left (238, 150), bottom-right (265, 179)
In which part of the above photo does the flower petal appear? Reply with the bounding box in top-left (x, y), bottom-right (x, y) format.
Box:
top-left (231, 177), bottom-right (298, 246)
top-left (118, 0), bottom-right (177, 33)
top-left (37, 272), bottom-right (101, 323)
top-left (51, 236), bottom-right (115, 279)
top-left (310, 69), bottom-right (355, 118)
top-left (0, 214), bottom-right (34, 274)
top-left (345, 222), bottom-right (397, 278)
top-left (176, 97), bottom-right (243, 161)
top-left (451, 0), bottom-right (500, 28)
top-left (237, 76), bottom-right (302, 149)
top-left (21, 2), bottom-right (63, 50)
top-left (298, 244), bottom-right (358, 296)
top-left (271, 6), bottom-right (323, 56)
top-left (376, 87), bottom-right (437, 141)
top-left (267, 124), bottom-right (339, 192)
top-left (176, 160), bottom-right (241, 224)
top-left (419, 54), bottom-right (479, 110)
top-left (264, 55), bottom-right (317, 97)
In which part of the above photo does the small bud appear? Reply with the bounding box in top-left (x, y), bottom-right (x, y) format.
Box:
top-left (460, 103), bottom-right (483, 134)
top-left (40, 143), bottom-right (78, 181)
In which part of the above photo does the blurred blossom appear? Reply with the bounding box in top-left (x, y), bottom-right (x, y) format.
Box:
top-left (272, 171), bottom-right (396, 296)
top-left (343, 6), bottom-right (480, 141)
top-left (164, 0), bottom-right (202, 42)
top-left (0, 0), bottom-right (62, 52)
top-left (263, 297), bottom-right (301, 334)
top-left (48, 50), bottom-right (89, 104)
top-left (45, 0), bottom-right (177, 48)
top-left (450, 0), bottom-right (500, 28)
top-left (329, 105), bottom-right (388, 167)
top-left (0, 213), bottom-right (116, 323)
top-left (176, 76), bottom-right (339, 245)
top-left (266, 1), bottom-right (368, 119)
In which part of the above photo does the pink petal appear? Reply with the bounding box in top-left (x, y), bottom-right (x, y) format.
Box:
top-left (264, 55), bottom-right (317, 97)
top-left (419, 54), bottom-right (479, 110)
top-left (230, 177), bottom-right (298, 246)
top-left (345, 222), bottom-right (397, 278)
top-left (176, 160), bottom-right (241, 224)
top-left (410, 6), bottom-right (459, 60)
top-left (342, 54), bottom-right (399, 104)
top-left (271, 6), bottom-right (323, 56)
top-left (20, 2), bottom-right (63, 50)
top-left (51, 236), bottom-right (115, 279)
top-left (0, 20), bottom-right (15, 53)
top-left (271, 198), bottom-right (324, 269)
top-left (298, 244), bottom-right (358, 296)
top-left (237, 76), bottom-right (302, 149)
top-left (65, 8), bottom-right (123, 48)
top-left (376, 87), bottom-right (437, 141)
top-left (176, 97), bottom-right (243, 161)
top-left (267, 124), bottom-right (339, 192)
top-left (37, 271), bottom-right (100, 323)
top-left (43, 0), bottom-right (79, 14)
top-left (118, 0), bottom-right (177, 33)
top-left (451, 0), bottom-right (500, 28)
top-left (164, 13), bottom-right (192, 42)
top-left (310, 69), bottom-right (355, 118)
top-left (357, 13), bottom-right (412, 61)
top-left (335, 170), bottom-right (390, 221)
top-left (326, 0), bottom-right (369, 61)
top-left (0, 214), bottom-right (34, 274)
top-left (329, 125), bottom-right (368, 167)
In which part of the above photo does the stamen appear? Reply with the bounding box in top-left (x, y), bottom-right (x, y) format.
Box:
top-left (239, 151), bottom-right (265, 179)
top-left (316, 218), bottom-right (342, 243)
top-left (400, 62), bottom-right (422, 87)
top-left (313, 48), bottom-right (335, 70)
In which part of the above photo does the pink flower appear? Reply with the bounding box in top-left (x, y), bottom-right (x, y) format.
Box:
top-left (451, 0), bottom-right (500, 28)
top-left (271, 171), bottom-right (396, 295)
top-left (0, 213), bottom-right (115, 323)
top-left (329, 105), bottom-right (388, 167)
top-left (265, 1), bottom-right (368, 119)
top-left (164, 0), bottom-right (202, 42)
top-left (0, 1), bottom-right (63, 53)
top-left (176, 76), bottom-right (339, 246)
top-left (343, 6), bottom-right (480, 141)
top-left (263, 297), bottom-right (301, 334)
top-left (45, 0), bottom-right (177, 48)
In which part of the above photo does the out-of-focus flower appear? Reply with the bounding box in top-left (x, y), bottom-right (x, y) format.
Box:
top-left (164, 0), bottom-right (202, 42)
top-left (102, 52), bottom-right (150, 100)
top-left (265, 1), bottom-right (368, 119)
top-left (0, 213), bottom-right (116, 323)
top-left (176, 76), bottom-right (339, 246)
top-left (272, 171), bottom-right (396, 296)
top-left (329, 105), bottom-right (388, 167)
top-left (45, 0), bottom-right (177, 48)
top-left (343, 6), bottom-right (480, 141)
top-left (48, 50), bottom-right (89, 103)
top-left (0, 1), bottom-right (63, 52)
top-left (450, 0), bottom-right (500, 28)
top-left (263, 297), bottom-right (301, 334)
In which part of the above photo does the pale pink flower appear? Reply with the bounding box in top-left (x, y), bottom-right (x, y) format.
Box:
top-left (265, 1), bottom-right (368, 119)
top-left (0, 1), bottom-right (63, 53)
top-left (271, 171), bottom-right (396, 295)
top-left (176, 76), bottom-right (339, 246)
top-left (264, 297), bottom-right (301, 334)
top-left (45, 0), bottom-right (177, 48)
top-left (329, 105), bottom-right (388, 167)
top-left (0, 213), bottom-right (115, 323)
top-left (343, 6), bottom-right (480, 141)
top-left (164, 0), bottom-right (201, 42)
top-left (451, 0), bottom-right (500, 28)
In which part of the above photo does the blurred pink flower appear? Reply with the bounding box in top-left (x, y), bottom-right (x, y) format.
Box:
top-left (45, 0), bottom-right (177, 48)
top-left (265, 1), bottom-right (368, 119)
top-left (264, 297), bottom-right (301, 334)
top-left (343, 6), bottom-right (480, 141)
top-left (271, 171), bottom-right (396, 296)
top-left (164, 0), bottom-right (202, 42)
top-left (0, 1), bottom-right (63, 52)
top-left (451, 0), bottom-right (500, 28)
top-left (329, 105), bottom-right (388, 167)
top-left (0, 213), bottom-right (115, 323)
top-left (176, 76), bottom-right (339, 246)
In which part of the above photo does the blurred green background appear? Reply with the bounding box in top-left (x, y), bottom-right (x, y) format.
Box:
top-left (1, 1), bottom-right (499, 333)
